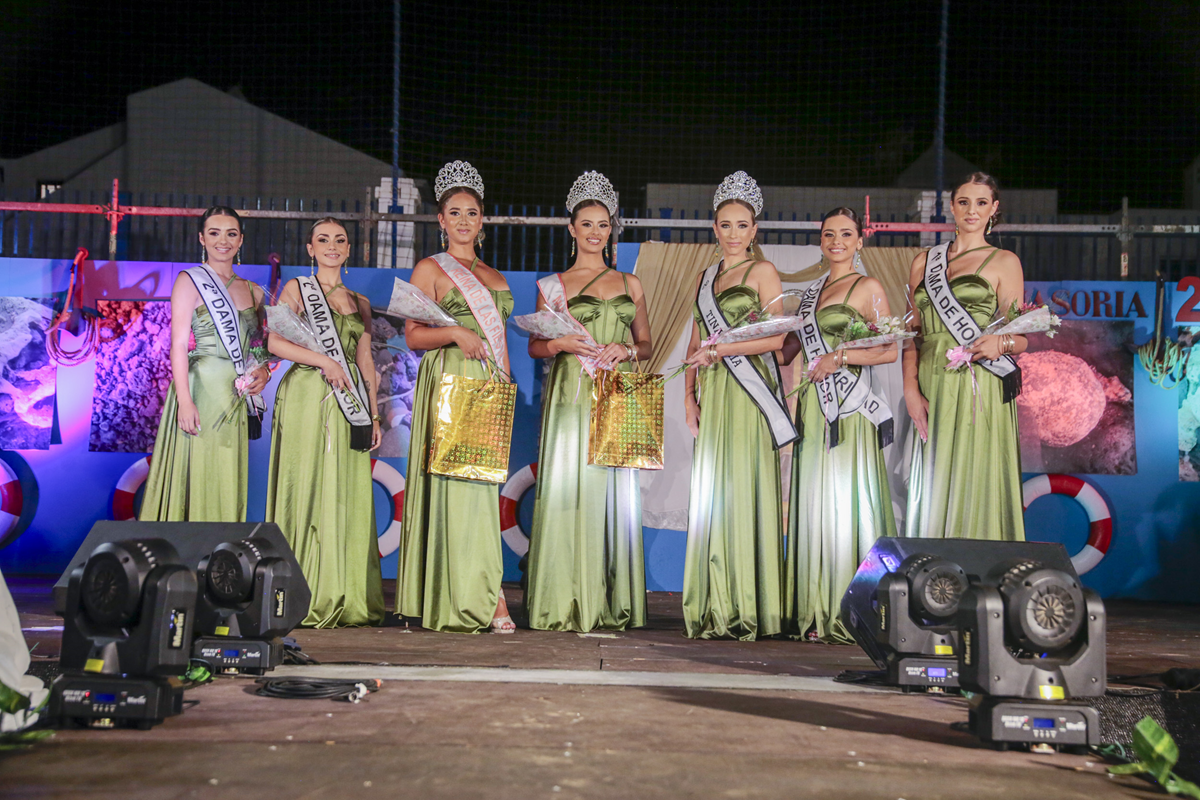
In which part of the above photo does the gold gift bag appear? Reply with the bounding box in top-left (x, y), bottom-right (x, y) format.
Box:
top-left (427, 372), bottom-right (517, 483)
top-left (588, 368), bottom-right (664, 470)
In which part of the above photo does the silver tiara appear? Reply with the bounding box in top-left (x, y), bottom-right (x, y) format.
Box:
top-left (434, 160), bottom-right (485, 202)
top-left (712, 170), bottom-right (763, 217)
top-left (565, 170), bottom-right (618, 216)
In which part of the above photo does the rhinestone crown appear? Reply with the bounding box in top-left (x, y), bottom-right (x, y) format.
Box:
top-left (712, 170), bottom-right (763, 217)
top-left (565, 170), bottom-right (619, 216)
top-left (434, 160), bottom-right (485, 202)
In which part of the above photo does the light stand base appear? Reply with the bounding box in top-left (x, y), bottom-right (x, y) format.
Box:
top-left (49, 673), bottom-right (184, 730)
top-left (193, 636), bottom-right (282, 674)
top-left (969, 697), bottom-right (1100, 749)
top-left (889, 657), bottom-right (960, 691)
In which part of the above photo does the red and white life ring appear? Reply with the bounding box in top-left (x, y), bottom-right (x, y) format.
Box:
top-left (111, 456), bottom-right (151, 521)
top-left (0, 459), bottom-right (25, 547)
top-left (1022, 473), bottom-right (1112, 575)
top-left (499, 462), bottom-right (538, 557)
top-left (372, 459), bottom-right (405, 557)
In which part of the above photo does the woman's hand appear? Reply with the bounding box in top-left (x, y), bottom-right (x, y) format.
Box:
top-left (452, 327), bottom-right (489, 361)
top-left (684, 345), bottom-right (720, 368)
top-left (244, 366), bottom-right (270, 396)
top-left (807, 352), bottom-right (841, 383)
top-left (177, 399), bottom-right (201, 436)
top-left (596, 343), bottom-right (632, 369)
top-left (371, 420), bottom-right (382, 450)
top-left (551, 334), bottom-right (601, 359)
top-left (905, 386), bottom-right (930, 442)
top-left (969, 334), bottom-right (1005, 362)
top-left (685, 396), bottom-right (701, 438)
top-left (320, 359), bottom-right (351, 392)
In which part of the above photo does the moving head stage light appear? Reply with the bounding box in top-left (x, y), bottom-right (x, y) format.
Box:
top-left (959, 559), bottom-right (1105, 750)
top-left (193, 536), bottom-right (310, 674)
top-left (841, 538), bottom-right (1081, 691)
top-left (51, 538), bottom-right (197, 729)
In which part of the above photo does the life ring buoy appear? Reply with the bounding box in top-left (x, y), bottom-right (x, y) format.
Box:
top-left (499, 462), bottom-right (538, 557)
top-left (112, 456), bottom-right (151, 521)
top-left (0, 459), bottom-right (24, 548)
top-left (371, 459), bottom-right (405, 557)
top-left (1022, 473), bottom-right (1112, 575)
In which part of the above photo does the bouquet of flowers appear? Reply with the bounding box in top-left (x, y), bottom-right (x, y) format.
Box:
top-left (385, 277), bottom-right (457, 327)
top-left (511, 308), bottom-right (602, 376)
top-left (262, 303), bottom-right (365, 416)
top-left (660, 301), bottom-right (805, 384)
top-left (945, 301), bottom-right (1061, 372)
top-left (836, 315), bottom-right (917, 350)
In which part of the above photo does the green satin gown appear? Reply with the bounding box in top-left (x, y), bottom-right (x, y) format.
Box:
top-left (683, 276), bottom-right (784, 641)
top-left (526, 271), bottom-right (647, 632)
top-left (266, 301), bottom-right (385, 628)
top-left (785, 282), bottom-right (897, 644)
top-left (396, 280), bottom-right (514, 633)
top-left (906, 248), bottom-right (1025, 541)
top-left (140, 304), bottom-right (257, 522)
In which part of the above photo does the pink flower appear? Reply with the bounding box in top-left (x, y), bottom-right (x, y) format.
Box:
top-left (187, 331), bottom-right (196, 352)
top-left (945, 345), bottom-right (973, 371)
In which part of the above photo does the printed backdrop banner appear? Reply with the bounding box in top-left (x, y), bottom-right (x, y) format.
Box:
top-left (0, 297), bottom-right (56, 451)
top-left (89, 300), bottom-right (173, 453)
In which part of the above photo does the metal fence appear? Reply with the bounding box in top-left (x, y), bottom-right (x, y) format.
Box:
top-left (2, 185), bottom-right (1197, 282)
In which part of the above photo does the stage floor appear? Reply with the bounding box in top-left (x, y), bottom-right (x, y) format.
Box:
top-left (6, 577), bottom-right (1198, 799)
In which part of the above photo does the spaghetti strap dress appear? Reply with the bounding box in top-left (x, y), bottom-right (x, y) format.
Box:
top-left (140, 297), bottom-right (258, 523)
top-left (785, 277), bottom-right (896, 643)
top-left (683, 265), bottom-right (784, 640)
top-left (396, 263), bottom-right (514, 633)
top-left (906, 247), bottom-right (1025, 541)
top-left (526, 270), bottom-right (646, 632)
top-left (266, 285), bottom-right (385, 628)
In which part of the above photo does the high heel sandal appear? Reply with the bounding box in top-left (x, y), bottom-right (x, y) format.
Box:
top-left (490, 588), bottom-right (516, 634)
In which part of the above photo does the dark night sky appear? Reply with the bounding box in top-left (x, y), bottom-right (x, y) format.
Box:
top-left (1, 0), bottom-right (1197, 213)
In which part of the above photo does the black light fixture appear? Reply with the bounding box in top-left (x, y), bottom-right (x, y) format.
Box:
top-left (51, 538), bottom-right (197, 729)
top-left (958, 559), bottom-right (1106, 750)
top-left (192, 536), bottom-right (311, 674)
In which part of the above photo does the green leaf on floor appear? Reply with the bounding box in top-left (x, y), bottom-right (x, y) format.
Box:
top-left (0, 681), bottom-right (31, 715)
top-left (1108, 717), bottom-right (1200, 798)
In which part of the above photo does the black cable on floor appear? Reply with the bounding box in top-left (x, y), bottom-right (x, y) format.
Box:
top-left (253, 677), bottom-right (382, 702)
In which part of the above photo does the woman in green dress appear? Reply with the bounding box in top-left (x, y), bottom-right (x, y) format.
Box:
top-left (525, 171), bottom-right (653, 632)
top-left (141, 207), bottom-right (270, 522)
top-left (680, 171), bottom-right (794, 641)
top-left (780, 207), bottom-right (898, 643)
top-left (396, 160), bottom-right (516, 634)
top-left (265, 218), bottom-right (385, 628)
top-left (904, 172), bottom-right (1027, 541)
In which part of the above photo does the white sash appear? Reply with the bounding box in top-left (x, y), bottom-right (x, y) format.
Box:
top-left (696, 263), bottom-right (798, 450)
top-left (924, 242), bottom-right (1021, 402)
top-left (537, 274), bottom-right (601, 378)
top-left (796, 272), bottom-right (894, 448)
top-left (183, 265), bottom-right (265, 417)
top-left (433, 253), bottom-right (510, 380)
top-left (296, 276), bottom-right (373, 434)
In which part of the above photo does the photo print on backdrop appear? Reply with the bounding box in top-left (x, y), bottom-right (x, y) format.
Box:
top-left (1179, 328), bottom-right (1200, 481)
top-left (370, 311), bottom-right (420, 458)
top-left (0, 297), bottom-right (56, 450)
top-left (1016, 319), bottom-right (1136, 475)
top-left (89, 300), bottom-right (173, 453)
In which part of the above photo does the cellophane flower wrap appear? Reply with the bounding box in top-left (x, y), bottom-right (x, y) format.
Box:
top-left (386, 277), bottom-right (457, 327)
top-left (660, 299), bottom-right (804, 385)
top-left (984, 300), bottom-right (1062, 339)
top-left (511, 308), bottom-right (603, 375)
top-left (263, 302), bottom-right (365, 417)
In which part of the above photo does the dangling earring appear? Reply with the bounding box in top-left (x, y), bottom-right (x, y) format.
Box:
top-left (440, 228), bottom-right (448, 250)
top-left (475, 230), bottom-right (485, 249)
top-left (236, 249), bottom-right (241, 267)
top-left (310, 254), bottom-right (315, 275)
top-left (200, 243), bottom-right (206, 264)
top-left (343, 248), bottom-right (350, 277)
top-left (853, 250), bottom-right (864, 273)
top-left (711, 242), bottom-right (721, 262)
top-left (570, 238), bottom-right (576, 259)
top-left (954, 222), bottom-right (960, 236)
top-left (604, 242), bottom-right (610, 262)
top-left (747, 238), bottom-right (757, 259)
top-left (985, 216), bottom-right (995, 236)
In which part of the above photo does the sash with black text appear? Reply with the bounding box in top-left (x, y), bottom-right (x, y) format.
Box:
top-left (696, 263), bottom-right (798, 449)
top-left (183, 265), bottom-right (266, 437)
top-left (923, 242), bottom-right (1021, 402)
top-left (297, 275), bottom-right (374, 451)
top-left (795, 272), bottom-right (894, 449)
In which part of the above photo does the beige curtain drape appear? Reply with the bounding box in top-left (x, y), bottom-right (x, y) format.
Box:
top-left (777, 246), bottom-right (920, 317)
top-left (631, 242), bottom-right (717, 373)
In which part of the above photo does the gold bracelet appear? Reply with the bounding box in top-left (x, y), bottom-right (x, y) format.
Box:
top-left (370, 413), bottom-right (381, 422)
top-left (626, 344), bottom-right (636, 361)
top-left (708, 345), bottom-right (719, 362)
